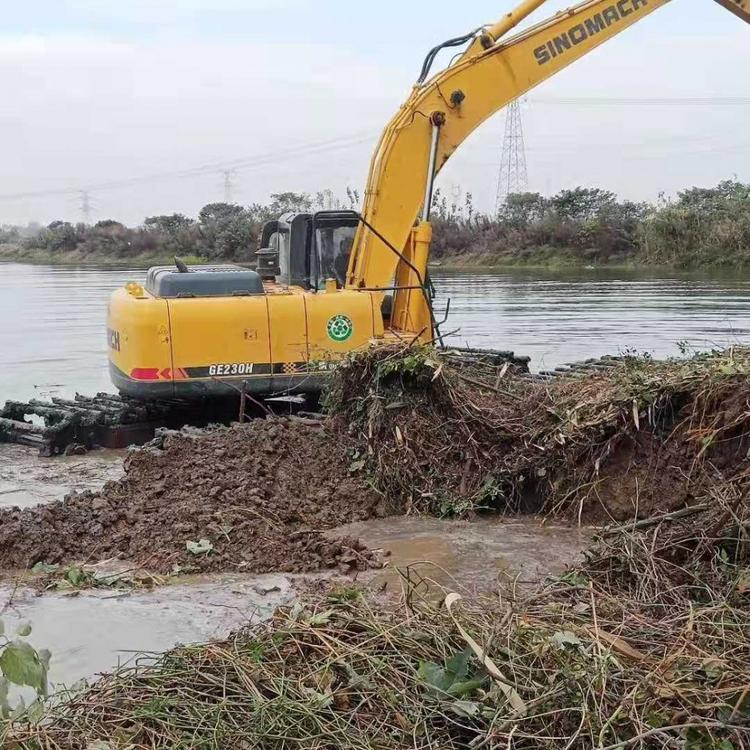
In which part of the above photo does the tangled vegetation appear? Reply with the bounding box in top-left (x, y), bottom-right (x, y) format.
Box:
top-left (327, 344), bottom-right (750, 522)
top-left (431, 180), bottom-right (750, 268)
top-left (0, 189), bottom-right (358, 265)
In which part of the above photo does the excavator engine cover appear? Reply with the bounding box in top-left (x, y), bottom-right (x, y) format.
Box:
top-left (145, 265), bottom-right (264, 298)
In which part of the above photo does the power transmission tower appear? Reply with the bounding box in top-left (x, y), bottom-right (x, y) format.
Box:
top-left (79, 190), bottom-right (93, 223)
top-left (221, 170), bottom-right (236, 203)
top-left (495, 100), bottom-right (528, 214)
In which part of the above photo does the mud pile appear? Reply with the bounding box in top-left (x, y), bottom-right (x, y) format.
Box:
top-left (0, 420), bottom-right (383, 574)
top-left (328, 346), bottom-right (750, 522)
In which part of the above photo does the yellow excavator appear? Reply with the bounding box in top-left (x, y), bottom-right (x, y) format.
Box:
top-left (107, 0), bottom-right (749, 401)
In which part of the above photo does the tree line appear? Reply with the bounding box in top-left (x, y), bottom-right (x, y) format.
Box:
top-left (1, 180), bottom-right (748, 268)
top-left (430, 180), bottom-right (750, 267)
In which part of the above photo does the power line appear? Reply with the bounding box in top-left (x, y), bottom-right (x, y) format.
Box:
top-left (529, 97), bottom-right (750, 106)
top-left (496, 100), bottom-right (528, 212)
top-left (0, 131), bottom-right (375, 203)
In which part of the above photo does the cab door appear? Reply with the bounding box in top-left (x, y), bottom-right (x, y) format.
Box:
top-left (266, 291), bottom-right (309, 389)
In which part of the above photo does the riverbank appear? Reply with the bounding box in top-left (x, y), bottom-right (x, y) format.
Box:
top-left (2, 346), bottom-right (750, 746)
top-left (4, 242), bottom-right (747, 274)
top-left (430, 244), bottom-right (750, 271)
top-left (0, 244), bottom-right (209, 268)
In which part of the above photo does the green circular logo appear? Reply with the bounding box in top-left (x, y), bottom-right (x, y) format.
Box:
top-left (327, 314), bottom-right (354, 343)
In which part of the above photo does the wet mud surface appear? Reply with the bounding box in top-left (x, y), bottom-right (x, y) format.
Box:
top-left (0, 436), bottom-right (591, 690)
top-left (0, 421), bottom-right (382, 574)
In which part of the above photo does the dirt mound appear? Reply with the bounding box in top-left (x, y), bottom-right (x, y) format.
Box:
top-left (327, 346), bottom-right (750, 523)
top-left (0, 419), bottom-right (383, 574)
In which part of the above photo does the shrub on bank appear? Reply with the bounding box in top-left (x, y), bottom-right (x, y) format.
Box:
top-left (5, 180), bottom-right (750, 268)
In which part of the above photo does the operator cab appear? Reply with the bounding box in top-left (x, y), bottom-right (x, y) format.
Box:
top-left (256, 210), bottom-right (359, 290)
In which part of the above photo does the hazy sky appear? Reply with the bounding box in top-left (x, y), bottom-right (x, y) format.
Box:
top-left (1, 0), bottom-right (748, 225)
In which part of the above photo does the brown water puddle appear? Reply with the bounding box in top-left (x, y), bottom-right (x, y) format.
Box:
top-left (0, 575), bottom-right (295, 689)
top-left (0, 444), bottom-right (124, 509)
top-left (336, 516), bottom-right (592, 595)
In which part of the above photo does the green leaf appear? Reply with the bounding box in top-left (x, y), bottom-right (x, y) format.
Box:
top-left (9, 696), bottom-right (26, 721)
top-left (37, 649), bottom-right (51, 670)
top-left (0, 619), bottom-right (4, 637)
top-left (66, 567), bottom-right (86, 587)
top-left (445, 649), bottom-right (471, 683)
top-left (418, 660), bottom-right (450, 693)
top-left (186, 539), bottom-right (213, 555)
top-left (26, 699), bottom-right (45, 724)
top-left (307, 610), bottom-right (335, 627)
top-left (450, 700), bottom-right (480, 718)
top-left (0, 640), bottom-right (47, 695)
top-left (16, 621), bottom-right (32, 637)
top-left (560, 571), bottom-right (589, 588)
top-left (0, 676), bottom-right (8, 719)
top-left (550, 631), bottom-right (582, 651)
top-left (447, 676), bottom-right (487, 698)
top-left (31, 562), bottom-right (59, 575)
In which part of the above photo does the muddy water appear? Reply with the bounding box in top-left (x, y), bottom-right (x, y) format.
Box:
top-left (337, 516), bottom-right (590, 595)
top-left (2, 262), bottom-right (750, 401)
top-left (0, 444), bottom-right (123, 509)
top-left (0, 576), bottom-right (294, 688)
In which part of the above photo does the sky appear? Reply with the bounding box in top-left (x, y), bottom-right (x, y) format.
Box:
top-left (0, 0), bottom-right (748, 225)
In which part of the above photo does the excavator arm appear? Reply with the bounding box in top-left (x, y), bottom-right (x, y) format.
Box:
top-left (347, 0), bottom-right (749, 296)
top-left (715, 0), bottom-right (750, 22)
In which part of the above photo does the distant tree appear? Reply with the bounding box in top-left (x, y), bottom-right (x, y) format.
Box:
top-left (675, 180), bottom-right (750, 213)
top-left (197, 203), bottom-right (255, 261)
top-left (0, 225), bottom-right (21, 244)
top-left (94, 219), bottom-right (126, 231)
top-left (550, 187), bottom-right (618, 221)
top-left (266, 192), bottom-right (313, 216)
top-left (498, 192), bottom-right (547, 227)
top-left (38, 221), bottom-right (81, 253)
top-left (346, 186), bottom-right (361, 209)
top-left (143, 214), bottom-right (194, 235)
top-left (198, 203), bottom-right (245, 226)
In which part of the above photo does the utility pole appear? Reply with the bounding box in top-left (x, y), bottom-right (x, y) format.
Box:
top-left (79, 190), bottom-right (92, 223)
top-left (221, 170), bottom-right (236, 203)
top-left (495, 100), bottom-right (529, 214)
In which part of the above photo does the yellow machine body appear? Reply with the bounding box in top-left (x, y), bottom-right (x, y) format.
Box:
top-left (108, 279), bottom-right (384, 399)
top-left (108, 0), bottom-right (747, 401)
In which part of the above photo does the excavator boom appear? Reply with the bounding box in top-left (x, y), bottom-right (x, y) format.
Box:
top-left (714, 0), bottom-right (750, 22)
top-left (348, 0), bottom-right (749, 292)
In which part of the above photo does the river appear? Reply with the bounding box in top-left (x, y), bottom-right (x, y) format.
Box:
top-left (1, 262), bottom-right (749, 401)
